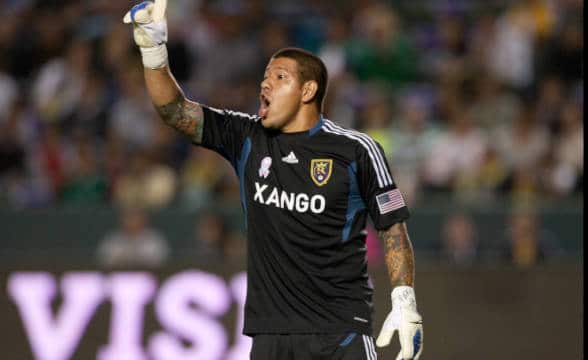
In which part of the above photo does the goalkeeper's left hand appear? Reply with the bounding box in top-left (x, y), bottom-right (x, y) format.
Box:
top-left (376, 286), bottom-right (423, 360)
top-left (123, 0), bottom-right (168, 69)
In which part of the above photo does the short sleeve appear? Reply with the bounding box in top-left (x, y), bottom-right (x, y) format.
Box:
top-left (200, 106), bottom-right (260, 167)
top-left (356, 141), bottom-right (410, 230)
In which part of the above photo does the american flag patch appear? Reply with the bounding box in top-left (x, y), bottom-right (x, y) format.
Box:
top-left (376, 189), bottom-right (405, 214)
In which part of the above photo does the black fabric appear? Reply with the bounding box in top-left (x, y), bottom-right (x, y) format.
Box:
top-left (250, 333), bottom-right (375, 360)
top-left (201, 107), bottom-right (409, 336)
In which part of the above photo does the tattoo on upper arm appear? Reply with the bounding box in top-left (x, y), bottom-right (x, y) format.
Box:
top-left (156, 94), bottom-right (204, 143)
top-left (378, 222), bottom-right (415, 287)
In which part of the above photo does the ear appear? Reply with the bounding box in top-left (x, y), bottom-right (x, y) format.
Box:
top-left (301, 81), bottom-right (318, 104)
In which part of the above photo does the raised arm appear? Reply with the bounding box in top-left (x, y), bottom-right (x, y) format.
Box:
top-left (124, 0), bottom-right (204, 143)
top-left (144, 67), bottom-right (204, 143)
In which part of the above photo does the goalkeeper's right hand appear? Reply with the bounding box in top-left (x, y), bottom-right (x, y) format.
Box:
top-left (376, 286), bottom-right (423, 360)
top-left (123, 0), bottom-right (168, 69)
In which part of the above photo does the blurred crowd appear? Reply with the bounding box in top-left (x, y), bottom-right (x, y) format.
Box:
top-left (0, 0), bottom-right (583, 211)
top-left (96, 207), bottom-right (246, 268)
top-left (0, 0), bottom-right (581, 269)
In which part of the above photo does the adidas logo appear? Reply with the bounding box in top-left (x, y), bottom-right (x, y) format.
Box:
top-left (281, 151), bottom-right (299, 164)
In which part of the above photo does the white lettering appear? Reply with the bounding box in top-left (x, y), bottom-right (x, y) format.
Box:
top-left (253, 182), bottom-right (326, 214)
top-left (280, 191), bottom-right (295, 211)
top-left (253, 183), bottom-right (268, 202)
top-left (149, 271), bottom-right (230, 360)
top-left (98, 273), bottom-right (156, 360)
top-left (225, 273), bottom-right (251, 360)
top-left (8, 270), bottom-right (253, 359)
top-left (310, 195), bottom-right (326, 213)
top-left (7, 272), bottom-right (105, 360)
top-left (265, 188), bottom-right (280, 207)
top-left (295, 193), bottom-right (309, 212)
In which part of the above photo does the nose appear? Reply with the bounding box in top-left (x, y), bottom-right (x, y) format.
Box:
top-left (261, 78), bottom-right (271, 91)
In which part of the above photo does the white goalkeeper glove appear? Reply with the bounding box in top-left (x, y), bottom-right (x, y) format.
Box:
top-left (376, 286), bottom-right (423, 360)
top-left (123, 0), bottom-right (168, 69)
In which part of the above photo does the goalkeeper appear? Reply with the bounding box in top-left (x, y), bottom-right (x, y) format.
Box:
top-left (124, 1), bottom-right (423, 359)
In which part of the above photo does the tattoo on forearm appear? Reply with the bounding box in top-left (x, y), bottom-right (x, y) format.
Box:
top-left (156, 94), bottom-right (204, 143)
top-left (379, 222), bottom-right (415, 287)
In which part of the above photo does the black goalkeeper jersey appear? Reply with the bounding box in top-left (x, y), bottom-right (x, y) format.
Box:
top-left (199, 106), bottom-right (410, 336)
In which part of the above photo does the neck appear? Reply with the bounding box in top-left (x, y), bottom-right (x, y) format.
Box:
top-left (282, 106), bottom-right (321, 133)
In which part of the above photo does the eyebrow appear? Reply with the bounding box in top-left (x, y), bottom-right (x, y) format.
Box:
top-left (264, 66), bottom-right (292, 73)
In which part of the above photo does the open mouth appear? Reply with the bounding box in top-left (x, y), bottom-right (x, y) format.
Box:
top-left (258, 94), bottom-right (271, 118)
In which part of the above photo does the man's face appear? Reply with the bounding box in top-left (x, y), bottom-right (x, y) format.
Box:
top-left (258, 57), bottom-right (304, 130)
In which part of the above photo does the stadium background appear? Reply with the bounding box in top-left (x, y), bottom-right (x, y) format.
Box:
top-left (0, 0), bottom-right (582, 359)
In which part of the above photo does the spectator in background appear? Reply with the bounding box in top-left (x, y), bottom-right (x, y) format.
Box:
top-left (534, 76), bottom-right (566, 134)
top-left (468, 75), bottom-right (522, 135)
top-left (97, 208), bottom-right (169, 268)
top-left (113, 150), bottom-right (177, 209)
top-left (389, 93), bottom-right (438, 205)
top-left (496, 104), bottom-right (550, 204)
top-left (502, 211), bottom-right (560, 268)
top-left (102, 22), bottom-right (135, 72)
top-left (59, 136), bottom-right (106, 206)
top-left (193, 212), bottom-right (230, 262)
top-left (0, 66), bottom-right (18, 122)
top-left (109, 65), bottom-right (159, 149)
top-left (318, 15), bottom-right (358, 129)
top-left (471, 147), bottom-right (509, 202)
top-left (0, 102), bottom-right (27, 207)
top-left (421, 14), bottom-right (468, 82)
top-left (103, 135), bottom-right (127, 199)
top-left (441, 213), bottom-right (478, 266)
top-left (508, 166), bottom-right (542, 207)
top-left (180, 147), bottom-right (231, 209)
top-left (347, 3), bottom-right (417, 89)
top-left (548, 100), bottom-right (584, 195)
top-left (0, 98), bottom-right (54, 208)
top-left (538, 18), bottom-right (583, 85)
top-left (358, 84), bottom-right (394, 153)
top-left (65, 73), bottom-right (112, 140)
top-left (32, 39), bottom-right (91, 127)
top-left (0, 104), bottom-right (25, 177)
top-left (468, 14), bottom-right (497, 76)
top-left (258, 22), bottom-right (290, 74)
top-left (213, 171), bottom-right (242, 209)
top-left (487, 1), bottom-right (538, 89)
top-left (33, 124), bottom-right (68, 200)
top-left (188, 8), bottom-right (259, 99)
top-left (0, 0), bottom-right (582, 221)
top-left (496, 103), bottom-right (550, 171)
top-left (423, 107), bottom-right (487, 193)
top-left (319, 17), bottom-right (350, 81)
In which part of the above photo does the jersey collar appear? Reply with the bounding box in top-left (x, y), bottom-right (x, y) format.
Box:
top-left (308, 115), bottom-right (324, 137)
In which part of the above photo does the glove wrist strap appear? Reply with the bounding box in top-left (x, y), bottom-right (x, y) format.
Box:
top-left (140, 44), bottom-right (168, 69)
top-left (391, 286), bottom-right (417, 311)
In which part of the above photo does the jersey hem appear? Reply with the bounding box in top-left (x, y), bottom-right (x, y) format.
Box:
top-left (243, 322), bottom-right (372, 337)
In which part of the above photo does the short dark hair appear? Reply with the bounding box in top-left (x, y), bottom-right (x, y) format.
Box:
top-left (271, 47), bottom-right (329, 112)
